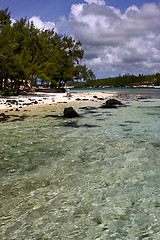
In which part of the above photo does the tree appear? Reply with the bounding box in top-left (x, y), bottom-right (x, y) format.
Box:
top-left (87, 69), bottom-right (96, 81)
top-left (0, 8), bottom-right (95, 95)
top-left (0, 8), bottom-right (11, 30)
top-left (51, 35), bottom-right (84, 87)
top-left (0, 11), bottom-right (13, 93)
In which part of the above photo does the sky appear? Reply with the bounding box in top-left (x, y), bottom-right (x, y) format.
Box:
top-left (1, 0), bottom-right (160, 79)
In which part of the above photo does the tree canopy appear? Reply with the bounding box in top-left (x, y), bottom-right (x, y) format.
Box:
top-left (0, 8), bottom-right (96, 95)
top-left (71, 73), bottom-right (160, 88)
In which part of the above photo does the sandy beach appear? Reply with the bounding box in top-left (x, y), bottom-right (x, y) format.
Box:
top-left (0, 90), bottom-right (118, 114)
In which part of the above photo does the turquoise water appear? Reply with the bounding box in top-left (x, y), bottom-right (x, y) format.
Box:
top-left (0, 93), bottom-right (160, 239)
top-left (69, 87), bottom-right (160, 99)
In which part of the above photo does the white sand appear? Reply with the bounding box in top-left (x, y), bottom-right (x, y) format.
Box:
top-left (0, 91), bottom-right (117, 112)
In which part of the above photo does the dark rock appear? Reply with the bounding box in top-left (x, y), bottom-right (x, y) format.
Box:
top-left (83, 124), bottom-right (98, 128)
top-left (98, 98), bottom-right (104, 100)
top-left (125, 121), bottom-right (140, 124)
top-left (64, 107), bottom-right (80, 118)
top-left (151, 142), bottom-right (160, 148)
top-left (93, 95), bottom-right (98, 98)
top-left (23, 103), bottom-right (31, 106)
top-left (32, 100), bottom-right (38, 104)
top-left (100, 98), bottom-right (123, 108)
top-left (106, 99), bottom-right (122, 105)
top-left (6, 99), bottom-right (18, 105)
top-left (15, 108), bottom-right (20, 111)
top-left (137, 97), bottom-right (147, 99)
top-left (0, 113), bottom-right (6, 117)
top-left (0, 113), bottom-right (10, 122)
top-left (119, 124), bottom-right (128, 127)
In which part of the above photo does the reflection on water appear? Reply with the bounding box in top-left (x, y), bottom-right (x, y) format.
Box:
top-left (0, 97), bottom-right (160, 239)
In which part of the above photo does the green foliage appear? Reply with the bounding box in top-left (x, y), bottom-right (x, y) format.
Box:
top-left (0, 8), bottom-right (93, 95)
top-left (1, 89), bottom-right (15, 96)
top-left (72, 73), bottom-right (160, 88)
top-left (0, 8), bottom-right (11, 29)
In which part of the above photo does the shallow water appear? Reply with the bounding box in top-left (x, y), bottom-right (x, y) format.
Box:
top-left (0, 95), bottom-right (160, 239)
top-left (69, 87), bottom-right (160, 99)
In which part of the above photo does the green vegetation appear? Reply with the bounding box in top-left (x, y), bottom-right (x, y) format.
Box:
top-left (71, 73), bottom-right (160, 88)
top-left (0, 8), bottom-right (95, 95)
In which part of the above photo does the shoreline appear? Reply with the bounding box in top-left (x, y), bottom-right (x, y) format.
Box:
top-left (0, 91), bottom-right (118, 115)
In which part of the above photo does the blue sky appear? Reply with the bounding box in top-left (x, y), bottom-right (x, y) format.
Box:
top-left (1, 0), bottom-right (160, 78)
top-left (1, 0), bottom-right (159, 21)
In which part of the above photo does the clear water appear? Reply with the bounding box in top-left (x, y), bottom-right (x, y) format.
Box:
top-left (0, 92), bottom-right (160, 240)
top-left (69, 87), bottom-right (160, 99)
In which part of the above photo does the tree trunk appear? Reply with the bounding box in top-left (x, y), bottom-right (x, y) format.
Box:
top-left (4, 76), bottom-right (8, 89)
top-left (16, 79), bottom-right (23, 95)
top-left (0, 78), bottom-right (3, 90)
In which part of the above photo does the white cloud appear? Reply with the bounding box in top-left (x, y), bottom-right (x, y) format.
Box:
top-left (11, 18), bottom-right (16, 26)
top-left (68, 2), bottom-right (160, 77)
top-left (29, 16), bottom-right (58, 32)
top-left (84, 0), bottom-right (105, 6)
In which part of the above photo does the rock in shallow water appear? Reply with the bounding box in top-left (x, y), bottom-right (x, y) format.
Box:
top-left (64, 107), bottom-right (80, 118)
top-left (100, 98), bottom-right (123, 108)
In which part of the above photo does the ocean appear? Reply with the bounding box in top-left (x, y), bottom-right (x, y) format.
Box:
top-left (0, 88), bottom-right (160, 239)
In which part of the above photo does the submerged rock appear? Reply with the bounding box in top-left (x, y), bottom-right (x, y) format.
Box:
top-left (64, 107), bottom-right (79, 118)
top-left (0, 113), bottom-right (6, 117)
top-left (100, 98), bottom-right (123, 108)
top-left (0, 113), bottom-right (10, 122)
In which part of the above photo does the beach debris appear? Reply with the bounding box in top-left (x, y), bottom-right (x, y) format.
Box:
top-left (100, 98), bottom-right (123, 108)
top-left (66, 92), bottom-right (72, 97)
top-left (64, 107), bottom-right (79, 118)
